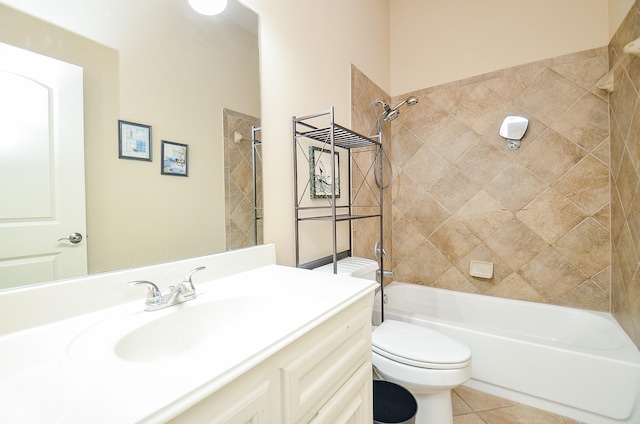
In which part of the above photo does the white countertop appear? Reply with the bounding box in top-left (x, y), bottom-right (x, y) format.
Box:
top-left (0, 263), bottom-right (376, 423)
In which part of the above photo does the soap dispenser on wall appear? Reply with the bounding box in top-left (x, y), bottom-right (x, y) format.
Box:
top-left (499, 116), bottom-right (529, 150)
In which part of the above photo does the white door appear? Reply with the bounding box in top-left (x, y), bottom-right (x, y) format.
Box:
top-left (0, 42), bottom-right (87, 289)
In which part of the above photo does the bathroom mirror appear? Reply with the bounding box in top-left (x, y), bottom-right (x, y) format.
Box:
top-left (0, 0), bottom-right (260, 290)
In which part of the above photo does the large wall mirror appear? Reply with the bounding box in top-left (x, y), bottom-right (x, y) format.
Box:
top-left (0, 0), bottom-right (261, 290)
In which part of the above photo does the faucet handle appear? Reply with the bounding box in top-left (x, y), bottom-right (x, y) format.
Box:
top-left (185, 266), bottom-right (206, 281)
top-left (181, 266), bottom-right (206, 298)
top-left (128, 280), bottom-right (163, 305)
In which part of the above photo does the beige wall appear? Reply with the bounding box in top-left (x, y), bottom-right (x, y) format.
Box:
top-left (390, 0), bottom-right (611, 95)
top-left (4, 1), bottom-right (636, 277)
top-left (247, 0), bottom-right (631, 267)
top-left (610, 0), bottom-right (637, 39)
top-left (0, 1), bottom-right (260, 275)
top-left (244, 0), bottom-right (391, 265)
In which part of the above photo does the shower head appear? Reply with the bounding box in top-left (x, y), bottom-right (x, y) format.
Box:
top-left (376, 96), bottom-right (419, 122)
top-left (384, 108), bottom-right (400, 122)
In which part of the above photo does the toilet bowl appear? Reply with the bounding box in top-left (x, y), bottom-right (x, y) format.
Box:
top-left (314, 257), bottom-right (472, 424)
top-left (372, 319), bottom-right (471, 424)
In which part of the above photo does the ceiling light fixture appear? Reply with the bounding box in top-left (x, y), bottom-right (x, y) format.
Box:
top-left (188, 0), bottom-right (228, 16)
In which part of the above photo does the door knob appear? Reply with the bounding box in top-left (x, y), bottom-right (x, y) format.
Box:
top-left (58, 232), bottom-right (83, 244)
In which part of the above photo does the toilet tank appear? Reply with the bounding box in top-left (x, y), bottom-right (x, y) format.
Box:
top-left (313, 257), bottom-right (379, 281)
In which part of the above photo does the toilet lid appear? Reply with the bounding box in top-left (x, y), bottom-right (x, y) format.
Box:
top-left (372, 320), bottom-right (471, 370)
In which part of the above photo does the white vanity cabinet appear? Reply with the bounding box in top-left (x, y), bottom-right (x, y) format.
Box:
top-left (168, 295), bottom-right (373, 424)
top-left (0, 245), bottom-right (378, 423)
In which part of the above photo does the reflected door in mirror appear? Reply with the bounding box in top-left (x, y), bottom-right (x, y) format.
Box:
top-left (0, 43), bottom-right (87, 289)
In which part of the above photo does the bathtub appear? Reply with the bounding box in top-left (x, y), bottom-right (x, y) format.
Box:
top-left (372, 282), bottom-right (640, 424)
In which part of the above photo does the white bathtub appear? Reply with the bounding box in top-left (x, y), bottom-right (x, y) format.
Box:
top-left (372, 282), bottom-right (640, 424)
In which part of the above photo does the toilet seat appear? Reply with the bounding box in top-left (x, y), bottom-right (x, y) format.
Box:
top-left (372, 320), bottom-right (471, 370)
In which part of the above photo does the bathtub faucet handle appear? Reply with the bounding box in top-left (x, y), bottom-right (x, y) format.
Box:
top-left (374, 240), bottom-right (389, 262)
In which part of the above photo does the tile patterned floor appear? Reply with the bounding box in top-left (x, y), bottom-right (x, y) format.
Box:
top-left (453, 386), bottom-right (583, 424)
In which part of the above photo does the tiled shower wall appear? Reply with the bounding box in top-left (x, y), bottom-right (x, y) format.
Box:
top-left (352, 48), bottom-right (612, 312)
top-left (351, 66), bottom-right (393, 265)
top-left (609, 3), bottom-right (640, 346)
top-left (223, 109), bottom-right (262, 251)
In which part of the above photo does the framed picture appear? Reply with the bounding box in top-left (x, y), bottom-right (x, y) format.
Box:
top-left (309, 146), bottom-right (340, 199)
top-left (161, 140), bottom-right (188, 177)
top-left (118, 120), bottom-right (152, 161)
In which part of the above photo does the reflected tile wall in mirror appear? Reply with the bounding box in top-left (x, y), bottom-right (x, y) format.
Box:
top-left (223, 109), bottom-right (262, 250)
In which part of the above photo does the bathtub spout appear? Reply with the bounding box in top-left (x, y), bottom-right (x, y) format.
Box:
top-left (377, 269), bottom-right (395, 279)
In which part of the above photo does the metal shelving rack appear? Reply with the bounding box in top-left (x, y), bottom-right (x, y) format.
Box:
top-left (293, 107), bottom-right (384, 276)
top-left (252, 126), bottom-right (262, 246)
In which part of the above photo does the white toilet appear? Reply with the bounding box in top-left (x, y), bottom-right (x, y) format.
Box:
top-left (314, 257), bottom-right (472, 424)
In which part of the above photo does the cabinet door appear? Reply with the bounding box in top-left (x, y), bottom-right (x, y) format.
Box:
top-left (168, 379), bottom-right (272, 423)
top-left (280, 307), bottom-right (371, 423)
top-left (309, 362), bottom-right (373, 424)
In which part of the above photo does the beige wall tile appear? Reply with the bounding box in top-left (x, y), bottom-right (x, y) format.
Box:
top-left (516, 129), bottom-right (587, 185)
top-left (556, 279), bottom-right (610, 311)
top-left (435, 266), bottom-right (481, 293)
top-left (428, 117), bottom-right (482, 163)
top-left (404, 145), bottom-right (455, 188)
top-left (551, 52), bottom-right (608, 89)
top-left (352, 46), bottom-right (619, 331)
top-left (551, 92), bottom-right (609, 151)
top-left (519, 247), bottom-right (588, 302)
top-left (553, 155), bottom-right (609, 215)
top-left (615, 150), bottom-right (639, 215)
top-left (456, 191), bottom-right (514, 240)
top-left (483, 162), bottom-right (547, 213)
top-left (455, 141), bottom-right (511, 189)
top-left (610, 66), bottom-right (637, 137)
top-left (515, 69), bottom-right (585, 125)
top-left (485, 219), bottom-right (548, 270)
top-left (429, 217), bottom-right (482, 264)
top-left (455, 243), bottom-right (514, 290)
top-left (516, 188), bottom-right (587, 244)
top-left (486, 272), bottom-right (545, 302)
top-left (223, 109), bottom-right (260, 251)
top-left (554, 218), bottom-right (610, 278)
top-left (429, 170), bottom-right (478, 214)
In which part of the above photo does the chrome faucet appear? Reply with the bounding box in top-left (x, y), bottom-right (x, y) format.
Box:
top-left (129, 266), bottom-right (206, 311)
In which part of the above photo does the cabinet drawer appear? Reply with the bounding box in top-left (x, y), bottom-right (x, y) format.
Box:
top-left (168, 378), bottom-right (272, 424)
top-left (280, 307), bottom-right (371, 423)
top-left (309, 361), bottom-right (372, 424)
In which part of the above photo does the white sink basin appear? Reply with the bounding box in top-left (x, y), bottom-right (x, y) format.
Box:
top-left (68, 295), bottom-right (271, 364)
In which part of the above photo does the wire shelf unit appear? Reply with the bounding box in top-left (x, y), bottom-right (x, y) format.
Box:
top-left (293, 107), bottom-right (384, 275)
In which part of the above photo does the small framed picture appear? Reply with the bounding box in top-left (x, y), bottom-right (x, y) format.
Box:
top-left (309, 146), bottom-right (340, 199)
top-left (161, 140), bottom-right (188, 177)
top-left (118, 120), bottom-right (152, 161)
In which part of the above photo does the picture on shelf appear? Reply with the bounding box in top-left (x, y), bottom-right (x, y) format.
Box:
top-left (309, 146), bottom-right (340, 199)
